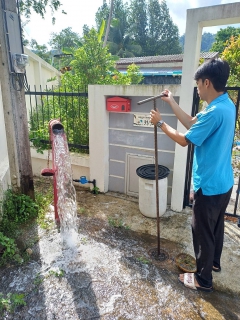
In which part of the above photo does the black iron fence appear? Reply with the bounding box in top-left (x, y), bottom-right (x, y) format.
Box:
top-left (25, 86), bottom-right (89, 153)
top-left (183, 87), bottom-right (240, 224)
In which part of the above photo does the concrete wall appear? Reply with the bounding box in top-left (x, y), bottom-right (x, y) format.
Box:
top-left (31, 148), bottom-right (90, 186)
top-left (88, 84), bottom-right (181, 206)
top-left (24, 47), bottom-right (60, 90)
top-left (108, 95), bottom-right (179, 204)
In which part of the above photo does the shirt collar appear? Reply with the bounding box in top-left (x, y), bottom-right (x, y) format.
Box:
top-left (207, 92), bottom-right (229, 109)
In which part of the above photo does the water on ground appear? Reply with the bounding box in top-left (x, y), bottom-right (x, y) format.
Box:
top-left (0, 186), bottom-right (239, 320)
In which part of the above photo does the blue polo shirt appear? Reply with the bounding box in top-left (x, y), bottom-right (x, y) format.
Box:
top-left (185, 93), bottom-right (235, 196)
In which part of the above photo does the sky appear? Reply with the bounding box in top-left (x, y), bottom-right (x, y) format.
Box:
top-left (23, 0), bottom-right (240, 47)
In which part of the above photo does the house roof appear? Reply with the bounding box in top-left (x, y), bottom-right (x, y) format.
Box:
top-left (116, 52), bottom-right (219, 66)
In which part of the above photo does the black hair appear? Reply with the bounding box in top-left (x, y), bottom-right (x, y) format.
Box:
top-left (194, 58), bottom-right (230, 92)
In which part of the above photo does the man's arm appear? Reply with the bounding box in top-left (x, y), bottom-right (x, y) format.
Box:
top-left (161, 90), bottom-right (197, 129)
top-left (160, 122), bottom-right (189, 147)
top-left (150, 109), bottom-right (190, 147)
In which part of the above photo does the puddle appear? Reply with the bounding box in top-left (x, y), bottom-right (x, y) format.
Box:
top-left (0, 203), bottom-right (239, 319)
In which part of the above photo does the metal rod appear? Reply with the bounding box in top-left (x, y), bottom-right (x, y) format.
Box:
top-left (137, 93), bottom-right (165, 256)
top-left (153, 98), bottom-right (161, 255)
top-left (138, 93), bottom-right (166, 105)
top-left (233, 176), bottom-right (240, 216)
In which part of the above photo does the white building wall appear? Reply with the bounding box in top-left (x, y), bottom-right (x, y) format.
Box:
top-left (24, 47), bottom-right (61, 90)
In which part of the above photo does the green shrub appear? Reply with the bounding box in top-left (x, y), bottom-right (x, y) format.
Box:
top-left (0, 189), bottom-right (38, 234)
top-left (0, 292), bottom-right (26, 315)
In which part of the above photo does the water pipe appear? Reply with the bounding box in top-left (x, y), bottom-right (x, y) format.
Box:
top-left (73, 176), bottom-right (97, 194)
top-left (41, 119), bottom-right (65, 223)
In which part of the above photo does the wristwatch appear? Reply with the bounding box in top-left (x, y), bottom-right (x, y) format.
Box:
top-left (157, 120), bottom-right (164, 129)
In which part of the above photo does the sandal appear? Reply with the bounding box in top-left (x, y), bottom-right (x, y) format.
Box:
top-left (212, 266), bottom-right (221, 272)
top-left (178, 273), bottom-right (213, 292)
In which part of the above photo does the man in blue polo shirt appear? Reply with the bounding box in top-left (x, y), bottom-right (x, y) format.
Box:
top-left (150, 59), bottom-right (235, 292)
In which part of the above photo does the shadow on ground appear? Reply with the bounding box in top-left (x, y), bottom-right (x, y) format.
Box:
top-left (0, 179), bottom-right (239, 319)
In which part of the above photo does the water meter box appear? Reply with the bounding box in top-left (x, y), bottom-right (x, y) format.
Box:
top-left (106, 96), bottom-right (131, 112)
top-left (136, 164), bottom-right (170, 218)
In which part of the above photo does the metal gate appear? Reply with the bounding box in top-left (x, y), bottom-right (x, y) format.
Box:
top-left (25, 85), bottom-right (89, 153)
top-left (183, 87), bottom-right (240, 224)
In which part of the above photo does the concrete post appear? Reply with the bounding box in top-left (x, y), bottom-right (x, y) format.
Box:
top-left (0, 0), bottom-right (34, 198)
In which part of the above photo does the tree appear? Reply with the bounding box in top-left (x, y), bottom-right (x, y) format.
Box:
top-left (29, 39), bottom-right (51, 64)
top-left (48, 27), bottom-right (82, 68)
top-left (103, 0), bottom-right (114, 47)
top-left (147, 0), bottom-right (181, 55)
top-left (49, 27), bottom-right (82, 51)
top-left (61, 28), bottom-right (143, 88)
top-left (128, 0), bottom-right (148, 55)
top-left (19, 0), bottom-right (64, 23)
top-left (211, 26), bottom-right (240, 54)
top-left (29, 28), bottom-right (143, 153)
top-left (222, 35), bottom-right (240, 87)
top-left (96, 0), bottom-right (141, 57)
top-left (180, 32), bottom-right (216, 53)
top-left (201, 33), bottom-right (215, 52)
top-left (95, 0), bottom-right (109, 31)
top-left (221, 35), bottom-right (240, 139)
top-left (98, 0), bottom-right (182, 57)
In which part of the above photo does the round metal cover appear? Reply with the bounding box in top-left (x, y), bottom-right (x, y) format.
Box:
top-left (136, 164), bottom-right (170, 180)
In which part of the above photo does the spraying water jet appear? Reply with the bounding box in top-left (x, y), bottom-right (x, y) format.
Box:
top-left (41, 119), bottom-right (78, 239)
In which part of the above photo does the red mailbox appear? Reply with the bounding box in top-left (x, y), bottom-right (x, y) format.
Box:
top-left (106, 96), bottom-right (131, 112)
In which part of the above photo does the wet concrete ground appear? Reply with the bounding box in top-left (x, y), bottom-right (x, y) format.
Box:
top-left (0, 187), bottom-right (240, 319)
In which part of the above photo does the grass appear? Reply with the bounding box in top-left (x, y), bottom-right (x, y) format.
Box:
top-left (108, 217), bottom-right (130, 229)
top-left (0, 293), bottom-right (26, 315)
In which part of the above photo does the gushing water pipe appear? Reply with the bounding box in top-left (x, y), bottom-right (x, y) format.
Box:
top-left (41, 119), bottom-right (65, 223)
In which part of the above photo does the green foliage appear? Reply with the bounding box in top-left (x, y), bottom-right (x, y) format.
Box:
top-left (0, 189), bottom-right (38, 234)
top-left (20, 0), bottom-right (64, 23)
top-left (48, 269), bottom-right (64, 278)
top-left (35, 188), bottom-right (54, 230)
top-left (92, 186), bottom-right (100, 195)
top-left (96, 0), bottom-right (181, 57)
top-left (49, 27), bottom-right (82, 51)
top-left (62, 29), bottom-right (143, 87)
top-left (0, 232), bottom-right (18, 262)
top-left (0, 292), bottom-right (26, 315)
top-left (128, 0), bottom-right (148, 55)
top-left (96, 0), bottom-right (142, 57)
top-left (180, 32), bottom-right (216, 53)
top-left (49, 27), bottom-right (83, 69)
top-left (108, 217), bottom-right (130, 229)
top-left (221, 35), bottom-right (240, 139)
top-left (29, 28), bottom-right (142, 153)
top-left (33, 273), bottom-right (44, 287)
top-left (211, 27), bottom-right (240, 54)
top-left (147, 0), bottom-right (181, 55)
top-left (67, 29), bottom-right (116, 86)
top-left (29, 39), bottom-right (52, 64)
top-left (29, 91), bottom-right (89, 154)
top-left (0, 183), bottom-right (53, 266)
top-left (201, 33), bottom-right (216, 52)
top-left (221, 35), bottom-right (240, 87)
top-left (136, 256), bottom-right (150, 264)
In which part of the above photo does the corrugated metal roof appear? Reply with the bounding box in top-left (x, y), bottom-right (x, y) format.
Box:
top-left (116, 52), bottom-right (219, 65)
